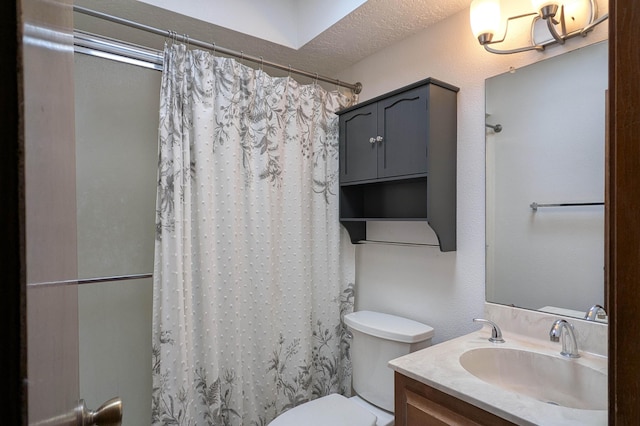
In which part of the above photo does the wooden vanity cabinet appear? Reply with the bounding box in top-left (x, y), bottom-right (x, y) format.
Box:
top-left (394, 373), bottom-right (516, 426)
top-left (337, 78), bottom-right (458, 251)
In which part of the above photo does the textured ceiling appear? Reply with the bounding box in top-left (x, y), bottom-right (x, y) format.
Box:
top-left (75, 0), bottom-right (472, 80)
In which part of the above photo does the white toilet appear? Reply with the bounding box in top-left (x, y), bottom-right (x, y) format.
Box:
top-left (268, 310), bottom-right (434, 426)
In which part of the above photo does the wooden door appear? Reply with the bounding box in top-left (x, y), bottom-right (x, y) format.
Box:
top-left (377, 85), bottom-right (429, 179)
top-left (339, 102), bottom-right (378, 183)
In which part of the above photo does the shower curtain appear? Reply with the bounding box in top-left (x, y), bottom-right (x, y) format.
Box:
top-left (152, 43), bottom-right (356, 426)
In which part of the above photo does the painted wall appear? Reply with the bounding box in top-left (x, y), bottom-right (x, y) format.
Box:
top-left (75, 54), bottom-right (160, 425)
top-left (336, 0), bottom-right (608, 344)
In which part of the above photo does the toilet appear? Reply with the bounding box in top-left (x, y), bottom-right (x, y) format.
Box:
top-left (268, 310), bottom-right (434, 426)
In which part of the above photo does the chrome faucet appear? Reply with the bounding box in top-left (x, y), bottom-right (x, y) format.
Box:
top-left (549, 319), bottom-right (580, 358)
top-left (584, 304), bottom-right (607, 321)
top-left (473, 318), bottom-right (505, 343)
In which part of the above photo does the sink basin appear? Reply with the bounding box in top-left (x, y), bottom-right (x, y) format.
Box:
top-left (459, 348), bottom-right (606, 410)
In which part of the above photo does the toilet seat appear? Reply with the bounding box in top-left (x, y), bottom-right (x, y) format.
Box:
top-left (268, 394), bottom-right (377, 426)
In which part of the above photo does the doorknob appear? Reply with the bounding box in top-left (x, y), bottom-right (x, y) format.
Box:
top-left (77, 397), bottom-right (122, 426)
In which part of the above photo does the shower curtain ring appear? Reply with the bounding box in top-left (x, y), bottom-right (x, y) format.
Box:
top-left (314, 73), bottom-right (319, 86)
top-left (288, 64), bottom-right (292, 78)
top-left (259, 56), bottom-right (264, 71)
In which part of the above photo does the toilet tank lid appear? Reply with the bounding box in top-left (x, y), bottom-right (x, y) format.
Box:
top-left (268, 394), bottom-right (376, 426)
top-left (344, 311), bottom-right (434, 343)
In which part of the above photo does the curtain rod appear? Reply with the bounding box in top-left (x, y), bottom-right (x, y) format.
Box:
top-left (73, 5), bottom-right (363, 94)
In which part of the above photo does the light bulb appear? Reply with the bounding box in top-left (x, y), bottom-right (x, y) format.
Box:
top-left (470, 0), bottom-right (501, 43)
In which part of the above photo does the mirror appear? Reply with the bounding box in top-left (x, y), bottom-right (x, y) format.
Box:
top-left (485, 41), bottom-right (608, 321)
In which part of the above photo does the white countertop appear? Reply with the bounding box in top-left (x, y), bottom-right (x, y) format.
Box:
top-left (388, 329), bottom-right (607, 426)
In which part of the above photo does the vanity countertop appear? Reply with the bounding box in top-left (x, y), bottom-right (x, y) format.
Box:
top-left (388, 329), bottom-right (607, 426)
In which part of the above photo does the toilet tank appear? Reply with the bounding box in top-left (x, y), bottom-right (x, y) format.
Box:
top-left (344, 311), bottom-right (434, 413)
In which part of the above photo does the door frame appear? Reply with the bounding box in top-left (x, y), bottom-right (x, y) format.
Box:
top-left (608, 0), bottom-right (640, 422)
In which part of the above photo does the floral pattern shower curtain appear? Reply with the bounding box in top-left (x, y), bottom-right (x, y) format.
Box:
top-left (152, 43), bottom-right (356, 426)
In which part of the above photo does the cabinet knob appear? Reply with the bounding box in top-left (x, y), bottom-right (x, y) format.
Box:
top-left (369, 137), bottom-right (376, 144)
top-left (376, 136), bottom-right (383, 143)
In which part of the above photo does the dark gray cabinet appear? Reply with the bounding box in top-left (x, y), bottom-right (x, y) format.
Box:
top-left (340, 85), bottom-right (430, 182)
top-left (339, 102), bottom-right (378, 182)
top-left (337, 78), bottom-right (458, 252)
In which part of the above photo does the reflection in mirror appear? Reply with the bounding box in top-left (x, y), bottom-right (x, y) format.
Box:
top-left (485, 41), bottom-right (608, 321)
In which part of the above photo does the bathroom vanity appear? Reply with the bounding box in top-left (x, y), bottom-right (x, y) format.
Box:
top-left (390, 304), bottom-right (608, 425)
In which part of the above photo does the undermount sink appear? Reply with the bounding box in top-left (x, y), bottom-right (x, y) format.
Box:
top-left (459, 347), bottom-right (606, 410)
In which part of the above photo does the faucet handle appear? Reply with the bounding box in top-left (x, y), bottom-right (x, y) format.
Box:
top-left (473, 318), bottom-right (505, 343)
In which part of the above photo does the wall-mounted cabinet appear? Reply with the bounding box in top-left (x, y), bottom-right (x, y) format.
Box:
top-left (337, 78), bottom-right (458, 251)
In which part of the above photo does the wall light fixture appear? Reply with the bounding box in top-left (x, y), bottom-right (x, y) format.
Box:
top-left (470, 0), bottom-right (608, 54)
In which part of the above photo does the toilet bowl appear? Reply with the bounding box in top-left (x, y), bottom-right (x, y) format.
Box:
top-left (268, 311), bottom-right (434, 426)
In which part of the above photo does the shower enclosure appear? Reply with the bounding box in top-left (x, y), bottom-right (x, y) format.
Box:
top-left (74, 52), bottom-right (161, 425)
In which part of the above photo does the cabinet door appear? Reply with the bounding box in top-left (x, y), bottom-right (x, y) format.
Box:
top-left (395, 373), bottom-right (516, 426)
top-left (377, 85), bottom-right (429, 179)
top-left (339, 103), bottom-right (378, 183)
